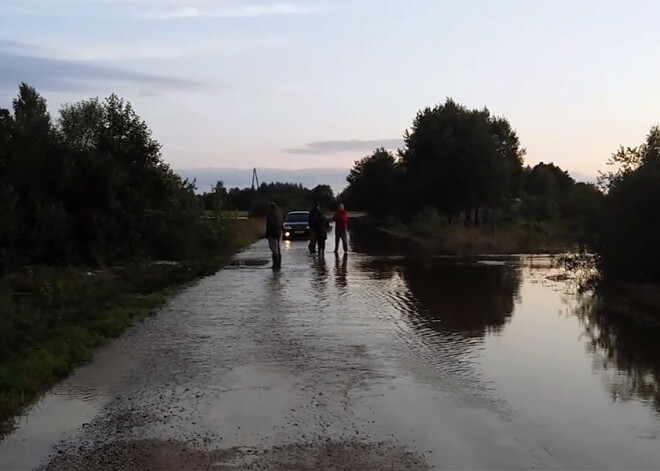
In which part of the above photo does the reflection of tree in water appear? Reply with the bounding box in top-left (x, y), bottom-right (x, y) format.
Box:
top-left (573, 293), bottom-right (660, 414)
top-left (400, 261), bottom-right (522, 338)
top-left (354, 257), bottom-right (398, 281)
top-left (349, 224), bottom-right (407, 257)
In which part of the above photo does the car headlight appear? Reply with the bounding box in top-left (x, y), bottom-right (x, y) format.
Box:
top-left (283, 225), bottom-right (291, 229)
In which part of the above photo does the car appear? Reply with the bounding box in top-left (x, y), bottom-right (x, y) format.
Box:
top-left (282, 211), bottom-right (310, 240)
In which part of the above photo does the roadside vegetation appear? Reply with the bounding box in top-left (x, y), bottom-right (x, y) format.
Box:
top-left (341, 98), bottom-right (660, 319)
top-left (595, 127), bottom-right (660, 283)
top-left (199, 180), bottom-right (336, 217)
top-left (0, 83), bottom-right (264, 433)
top-left (339, 99), bottom-right (603, 255)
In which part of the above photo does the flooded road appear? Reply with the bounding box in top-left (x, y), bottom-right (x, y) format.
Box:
top-left (2, 226), bottom-right (660, 470)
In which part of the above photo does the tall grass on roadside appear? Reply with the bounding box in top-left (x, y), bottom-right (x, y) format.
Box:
top-left (394, 207), bottom-right (575, 255)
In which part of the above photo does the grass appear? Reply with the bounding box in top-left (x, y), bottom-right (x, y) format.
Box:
top-left (419, 223), bottom-right (572, 255)
top-left (203, 210), bottom-right (250, 219)
top-left (373, 210), bottom-right (576, 256)
top-left (0, 217), bottom-right (265, 436)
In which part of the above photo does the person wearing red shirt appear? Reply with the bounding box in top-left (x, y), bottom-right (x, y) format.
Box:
top-left (332, 203), bottom-right (349, 253)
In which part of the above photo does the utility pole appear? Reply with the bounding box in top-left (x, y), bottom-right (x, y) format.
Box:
top-left (251, 168), bottom-right (260, 191)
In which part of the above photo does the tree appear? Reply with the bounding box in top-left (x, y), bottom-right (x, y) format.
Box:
top-left (311, 184), bottom-right (335, 210)
top-left (345, 147), bottom-right (401, 218)
top-left (5, 84), bottom-right (72, 263)
top-left (400, 99), bottom-right (524, 225)
top-left (0, 107), bottom-right (16, 271)
top-left (595, 126), bottom-right (660, 281)
top-left (0, 83), bottom-right (228, 265)
top-left (12, 82), bottom-right (51, 139)
top-left (201, 180), bottom-right (227, 210)
top-left (490, 116), bottom-right (526, 200)
top-left (225, 187), bottom-right (253, 211)
top-left (522, 162), bottom-right (576, 221)
top-left (58, 97), bottom-right (105, 152)
top-left (525, 162), bottom-right (574, 196)
top-left (562, 182), bottom-right (604, 243)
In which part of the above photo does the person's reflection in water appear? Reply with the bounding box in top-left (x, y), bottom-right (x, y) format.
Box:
top-left (311, 254), bottom-right (328, 293)
top-left (335, 252), bottom-right (348, 288)
top-left (267, 266), bottom-right (284, 311)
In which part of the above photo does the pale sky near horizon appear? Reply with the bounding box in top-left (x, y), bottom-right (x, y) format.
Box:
top-left (1, 0), bottom-right (659, 182)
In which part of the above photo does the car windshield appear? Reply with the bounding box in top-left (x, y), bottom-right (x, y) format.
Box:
top-left (285, 212), bottom-right (309, 223)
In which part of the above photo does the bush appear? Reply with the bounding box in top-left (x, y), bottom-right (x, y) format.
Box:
top-left (595, 126), bottom-right (660, 282)
top-left (409, 207), bottom-right (445, 237)
top-left (0, 84), bottom-right (233, 267)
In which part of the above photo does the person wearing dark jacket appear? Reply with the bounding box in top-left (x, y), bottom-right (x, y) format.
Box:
top-left (332, 203), bottom-right (349, 253)
top-left (308, 203), bottom-right (319, 254)
top-left (265, 202), bottom-right (283, 269)
top-left (309, 203), bottom-right (329, 255)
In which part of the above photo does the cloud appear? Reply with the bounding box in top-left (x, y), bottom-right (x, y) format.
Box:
top-left (0, 40), bottom-right (43, 54)
top-left (286, 138), bottom-right (403, 155)
top-left (145, 2), bottom-right (322, 19)
top-left (0, 45), bottom-right (208, 92)
top-left (59, 37), bottom-right (285, 61)
top-left (1, 34), bottom-right (286, 62)
top-left (0, 1), bottom-right (323, 21)
top-left (137, 89), bottom-right (160, 97)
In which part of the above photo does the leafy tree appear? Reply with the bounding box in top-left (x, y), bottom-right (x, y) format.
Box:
top-left (522, 162), bottom-right (576, 221)
top-left (345, 148), bottom-right (401, 218)
top-left (225, 187), bottom-right (254, 212)
top-left (200, 181), bottom-right (227, 210)
top-left (58, 97), bottom-right (105, 152)
top-left (562, 182), bottom-right (604, 243)
top-left (595, 126), bottom-right (660, 281)
top-left (4, 84), bottom-right (72, 263)
top-left (223, 181), bottom-right (323, 216)
top-left (0, 83), bottom-right (228, 267)
top-left (311, 184), bottom-right (335, 210)
top-left (0, 107), bottom-right (15, 271)
top-left (525, 162), bottom-right (574, 197)
top-left (400, 99), bottom-right (524, 225)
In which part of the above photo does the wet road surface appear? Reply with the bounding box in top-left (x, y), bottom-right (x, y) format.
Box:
top-left (2, 227), bottom-right (660, 470)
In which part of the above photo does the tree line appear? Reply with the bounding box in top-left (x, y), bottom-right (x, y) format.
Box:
top-left (198, 181), bottom-right (336, 216)
top-left (2, 84), bottom-right (657, 284)
top-left (596, 127), bottom-right (660, 282)
top-left (0, 83), bottom-right (230, 270)
top-left (341, 98), bottom-right (659, 283)
top-left (0, 82), bottom-right (341, 274)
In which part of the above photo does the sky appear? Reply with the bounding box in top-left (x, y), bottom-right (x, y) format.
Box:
top-left (1, 0), bottom-right (659, 192)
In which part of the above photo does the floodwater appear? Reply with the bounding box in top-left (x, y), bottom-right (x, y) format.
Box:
top-left (1, 225), bottom-right (660, 470)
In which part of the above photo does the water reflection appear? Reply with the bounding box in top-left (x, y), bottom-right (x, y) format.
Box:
top-left (334, 253), bottom-right (348, 288)
top-left (351, 224), bottom-right (522, 337)
top-left (311, 256), bottom-right (328, 293)
top-left (349, 224), bottom-right (409, 257)
top-left (354, 257), bottom-right (398, 281)
top-left (400, 261), bottom-right (522, 338)
top-left (574, 292), bottom-right (660, 414)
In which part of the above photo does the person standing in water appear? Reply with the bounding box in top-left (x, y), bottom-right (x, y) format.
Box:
top-left (307, 202), bottom-right (319, 254)
top-left (265, 202), bottom-right (283, 269)
top-left (310, 202), bottom-right (329, 256)
top-left (332, 203), bottom-right (348, 254)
